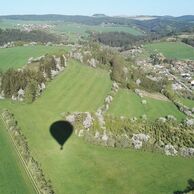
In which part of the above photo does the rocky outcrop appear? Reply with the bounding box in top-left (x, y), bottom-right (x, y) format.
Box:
top-left (180, 147), bottom-right (194, 157)
top-left (132, 133), bottom-right (150, 149)
top-left (164, 144), bottom-right (178, 156)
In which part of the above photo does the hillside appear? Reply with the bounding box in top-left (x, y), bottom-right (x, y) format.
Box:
top-left (0, 60), bottom-right (193, 194)
top-left (0, 12), bottom-right (194, 194)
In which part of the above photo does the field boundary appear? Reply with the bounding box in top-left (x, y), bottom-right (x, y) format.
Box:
top-left (0, 114), bottom-right (40, 194)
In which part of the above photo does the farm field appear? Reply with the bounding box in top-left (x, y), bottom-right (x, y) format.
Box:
top-left (0, 19), bottom-right (143, 42)
top-left (145, 41), bottom-right (194, 60)
top-left (0, 61), bottom-right (193, 194)
top-left (0, 120), bottom-right (35, 194)
top-left (53, 22), bottom-right (144, 36)
top-left (0, 45), bottom-right (67, 71)
top-left (108, 89), bottom-right (186, 121)
top-left (0, 19), bottom-right (52, 29)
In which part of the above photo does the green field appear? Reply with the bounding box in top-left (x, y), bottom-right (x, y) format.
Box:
top-left (108, 89), bottom-right (186, 121)
top-left (179, 97), bottom-right (194, 108)
top-left (0, 120), bottom-right (35, 194)
top-left (145, 41), bottom-right (194, 60)
top-left (0, 19), bottom-right (52, 29)
top-left (0, 45), bottom-right (67, 72)
top-left (0, 19), bottom-right (143, 42)
top-left (54, 22), bottom-right (143, 36)
top-left (0, 61), bottom-right (193, 194)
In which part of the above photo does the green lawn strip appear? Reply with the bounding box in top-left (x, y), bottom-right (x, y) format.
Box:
top-left (0, 118), bottom-right (36, 194)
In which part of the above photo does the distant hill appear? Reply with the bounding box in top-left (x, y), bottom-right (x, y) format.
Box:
top-left (176, 15), bottom-right (194, 21)
top-left (1, 14), bottom-right (194, 36)
top-left (92, 14), bottom-right (107, 17)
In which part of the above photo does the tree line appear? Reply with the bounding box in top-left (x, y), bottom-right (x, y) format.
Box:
top-left (0, 28), bottom-right (60, 46)
top-left (182, 38), bottom-right (194, 47)
top-left (1, 109), bottom-right (55, 193)
top-left (0, 54), bottom-right (66, 103)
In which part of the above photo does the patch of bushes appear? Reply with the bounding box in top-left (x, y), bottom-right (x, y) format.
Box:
top-left (65, 112), bottom-right (194, 156)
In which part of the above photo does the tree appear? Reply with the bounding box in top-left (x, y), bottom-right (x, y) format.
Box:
top-left (25, 80), bottom-right (38, 103)
top-left (110, 55), bottom-right (127, 84)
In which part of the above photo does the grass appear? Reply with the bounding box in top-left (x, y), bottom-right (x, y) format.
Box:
top-left (0, 120), bottom-right (35, 194)
top-left (145, 41), bottom-right (194, 60)
top-left (0, 61), bottom-right (193, 193)
top-left (0, 45), bottom-right (68, 72)
top-left (108, 89), bottom-right (186, 121)
top-left (0, 19), bottom-right (53, 29)
top-left (0, 19), bottom-right (143, 42)
top-left (179, 97), bottom-right (194, 108)
top-left (55, 22), bottom-right (143, 35)
top-left (53, 22), bottom-right (143, 41)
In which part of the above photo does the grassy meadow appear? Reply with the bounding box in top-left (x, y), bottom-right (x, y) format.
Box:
top-left (54, 22), bottom-right (143, 36)
top-left (179, 97), bottom-right (194, 108)
top-left (0, 45), bottom-right (67, 72)
top-left (0, 120), bottom-right (35, 194)
top-left (0, 19), bottom-right (50, 29)
top-left (108, 89), bottom-right (186, 121)
top-left (0, 19), bottom-right (143, 42)
top-left (145, 41), bottom-right (194, 60)
top-left (0, 61), bottom-right (193, 194)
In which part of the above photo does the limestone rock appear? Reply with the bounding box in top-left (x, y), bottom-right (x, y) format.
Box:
top-left (83, 112), bottom-right (93, 129)
top-left (180, 147), bottom-right (194, 157)
top-left (164, 144), bottom-right (177, 156)
top-left (66, 114), bottom-right (75, 124)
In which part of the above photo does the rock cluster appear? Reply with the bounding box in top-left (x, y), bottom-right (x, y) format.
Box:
top-left (83, 112), bottom-right (93, 129)
top-left (185, 119), bottom-right (194, 127)
top-left (132, 133), bottom-right (150, 149)
top-left (135, 89), bottom-right (143, 98)
top-left (12, 88), bottom-right (25, 101)
top-left (28, 56), bottom-right (45, 64)
top-left (164, 144), bottom-right (178, 156)
top-left (87, 58), bottom-right (98, 68)
top-left (180, 147), bottom-right (194, 157)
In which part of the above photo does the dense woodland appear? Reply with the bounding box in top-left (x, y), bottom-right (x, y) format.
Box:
top-left (0, 28), bottom-right (60, 45)
top-left (92, 32), bottom-right (148, 48)
top-left (182, 38), bottom-right (194, 47)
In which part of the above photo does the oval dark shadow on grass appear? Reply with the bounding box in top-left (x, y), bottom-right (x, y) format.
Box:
top-left (50, 121), bottom-right (73, 150)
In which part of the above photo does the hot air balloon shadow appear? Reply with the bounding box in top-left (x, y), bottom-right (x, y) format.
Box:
top-left (50, 121), bottom-right (73, 150)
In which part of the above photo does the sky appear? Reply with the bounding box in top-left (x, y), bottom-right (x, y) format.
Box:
top-left (0, 0), bottom-right (193, 16)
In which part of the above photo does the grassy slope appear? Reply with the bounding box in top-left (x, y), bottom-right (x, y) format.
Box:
top-left (179, 97), bottom-right (194, 108)
top-left (108, 89), bottom-right (186, 121)
top-left (0, 45), bottom-right (67, 71)
top-left (145, 41), bottom-right (194, 60)
top-left (0, 120), bottom-right (35, 194)
top-left (0, 62), bottom-right (193, 194)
